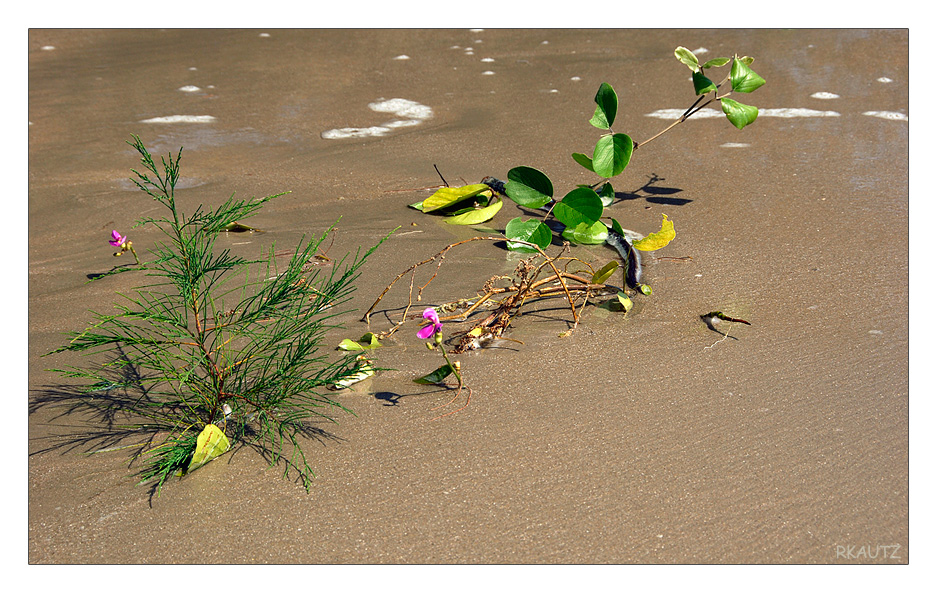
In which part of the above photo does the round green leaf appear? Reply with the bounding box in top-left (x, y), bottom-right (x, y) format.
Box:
top-left (598, 182), bottom-right (615, 206)
top-left (553, 187), bottom-right (603, 228)
top-left (504, 166), bottom-right (554, 208)
top-left (592, 133), bottom-right (633, 178)
top-left (729, 58), bottom-right (766, 93)
top-left (505, 217), bottom-right (552, 252)
top-left (562, 220), bottom-right (609, 245)
top-left (720, 97), bottom-right (759, 130)
top-left (589, 82), bottom-right (618, 129)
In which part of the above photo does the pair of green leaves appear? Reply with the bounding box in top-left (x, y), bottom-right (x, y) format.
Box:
top-left (502, 166), bottom-right (608, 252)
top-left (572, 83), bottom-right (634, 179)
top-left (674, 46), bottom-right (765, 130)
top-left (409, 184), bottom-right (503, 225)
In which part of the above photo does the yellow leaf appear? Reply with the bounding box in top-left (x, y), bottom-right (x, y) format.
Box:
top-left (421, 184), bottom-right (491, 213)
top-left (632, 214), bottom-right (675, 251)
top-left (188, 424), bottom-right (230, 473)
top-left (591, 260), bottom-right (619, 285)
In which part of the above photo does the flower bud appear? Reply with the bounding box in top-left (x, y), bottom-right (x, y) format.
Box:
top-left (433, 332), bottom-right (443, 345)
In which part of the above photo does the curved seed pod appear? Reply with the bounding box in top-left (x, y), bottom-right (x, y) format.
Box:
top-left (604, 228), bottom-right (642, 288)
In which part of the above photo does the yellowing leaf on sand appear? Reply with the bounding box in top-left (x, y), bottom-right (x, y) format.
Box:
top-left (632, 214), bottom-right (675, 251)
top-left (187, 424), bottom-right (231, 473)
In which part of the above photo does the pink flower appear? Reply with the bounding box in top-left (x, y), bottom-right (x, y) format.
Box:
top-left (417, 308), bottom-right (442, 339)
top-left (109, 230), bottom-right (127, 247)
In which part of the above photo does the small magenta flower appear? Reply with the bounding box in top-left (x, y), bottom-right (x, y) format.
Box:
top-left (417, 307), bottom-right (443, 340)
top-left (109, 230), bottom-right (127, 247)
top-left (108, 229), bottom-right (140, 264)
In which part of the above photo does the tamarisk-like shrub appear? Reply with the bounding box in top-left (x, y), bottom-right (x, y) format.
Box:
top-left (47, 135), bottom-right (387, 493)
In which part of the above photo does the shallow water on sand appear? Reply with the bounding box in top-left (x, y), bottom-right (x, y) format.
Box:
top-left (29, 29), bottom-right (908, 564)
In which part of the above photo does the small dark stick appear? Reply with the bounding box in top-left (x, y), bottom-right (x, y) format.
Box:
top-left (433, 164), bottom-right (449, 188)
top-left (701, 311), bottom-right (751, 329)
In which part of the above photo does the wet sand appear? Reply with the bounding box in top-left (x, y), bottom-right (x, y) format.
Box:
top-left (28, 29), bottom-right (908, 564)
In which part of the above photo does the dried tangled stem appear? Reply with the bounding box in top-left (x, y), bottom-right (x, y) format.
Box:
top-left (362, 236), bottom-right (618, 350)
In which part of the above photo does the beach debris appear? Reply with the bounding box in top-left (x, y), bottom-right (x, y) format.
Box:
top-left (328, 355), bottom-right (375, 390)
top-left (701, 311), bottom-right (751, 329)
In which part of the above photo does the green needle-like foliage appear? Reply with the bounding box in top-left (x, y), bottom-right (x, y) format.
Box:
top-left (47, 135), bottom-right (388, 493)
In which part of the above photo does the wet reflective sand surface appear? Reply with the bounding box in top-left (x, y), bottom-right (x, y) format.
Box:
top-left (29, 29), bottom-right (908, 563)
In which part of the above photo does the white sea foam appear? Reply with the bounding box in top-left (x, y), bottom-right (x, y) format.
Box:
top-left (178, 85), bottom-right (201, 92)
top-left (810, 91), bottom-right (839, 99)
top-left (384, 119), bottom-right (423, 129)
top-left (482, 70), bottom-right (495, 76)
top-left (877, 77), bottom-right (893, 83)
top-left (720, 143), bottom-right (750, 148)
top-left (139, 115), bottom-right (217, 124)
top-left (258, 33), bottom-right (271, 38)
top-left (322, 98), bottom-right (433, 139)
top-left (40, 45), bottom-right (56, 51)
top-left (863, 111), bottom-right (908, 121)
top-left (571, 76), bottom-right (581, 81)
top-left (759, 108), bottom-right (840, 117)
top-left (321, 126), bottom-right (392, 139)
top-left (645, 107), bottom-right (840, 119)
top-left (368, 98), bottom-right (433, 120)
top-left (645, 108), bottom-right (722, 119)
top-left (393, 55), bottom-right (410, 60)
top-left (692, 47), bottom-right (709, 54)
top-left (481, 57), bottom-right (495, 63)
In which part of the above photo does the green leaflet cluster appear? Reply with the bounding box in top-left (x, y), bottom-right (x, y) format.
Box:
top-left (410, 47), bottom-right (765, 261)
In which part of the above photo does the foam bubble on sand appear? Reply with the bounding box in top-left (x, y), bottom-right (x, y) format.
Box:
top-left (692, 47), bottom-right (709, 54)
top-left (140, 115), bottom-right (217, 124)
top-left (178, 85), bottom-right (201, 92)
top-left (323, 98), bottom-right (433, 139)
top-left (571, 76), bottom-right (581, 81)
top-left (481, 57), bottom-right (495, 63)
top-left (877, 77), bottom-right (893, 83)
top-left (41, 45), bottom-right (56, 51)
top-left (721, 143), bottom-right (750, 148)
top-left (646, 107), bottom-right (840, 120)
top-left (810, 91), bottom-right (839, 99)
top-left (645, 108), bottom-right (722, 119)
top-left (393, 55), bottom-right (410, 60)
top-left (469, 29), bottom-right (484, 32)
top-left (759, 108), bottom-right (840, 117)
top-left (258, 33), bottom-right (271, 38)
top-left (321, 126), bottom-right (392, 139)
top-left (863, 111), bottom-right (908, 121)
top-left (481, 71), bottom-right (495, 76)
top-left (368, 98), bottom-right (432, 120)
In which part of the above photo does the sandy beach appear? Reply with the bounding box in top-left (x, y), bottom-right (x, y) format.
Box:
top-left (28, 29), bottom-right (908, 564)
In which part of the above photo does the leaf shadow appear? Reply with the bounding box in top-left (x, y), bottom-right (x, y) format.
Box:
top-left (614, 173), bottom-right (692, 206)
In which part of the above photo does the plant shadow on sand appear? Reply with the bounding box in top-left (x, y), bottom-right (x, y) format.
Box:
top-left (614, 173), bottom-right (691, 206)
top-left (29, 351), bottom-right (345, 504)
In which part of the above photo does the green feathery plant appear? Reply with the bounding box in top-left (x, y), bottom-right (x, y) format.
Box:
top-left (46, 135), bottom-right (388, 493)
